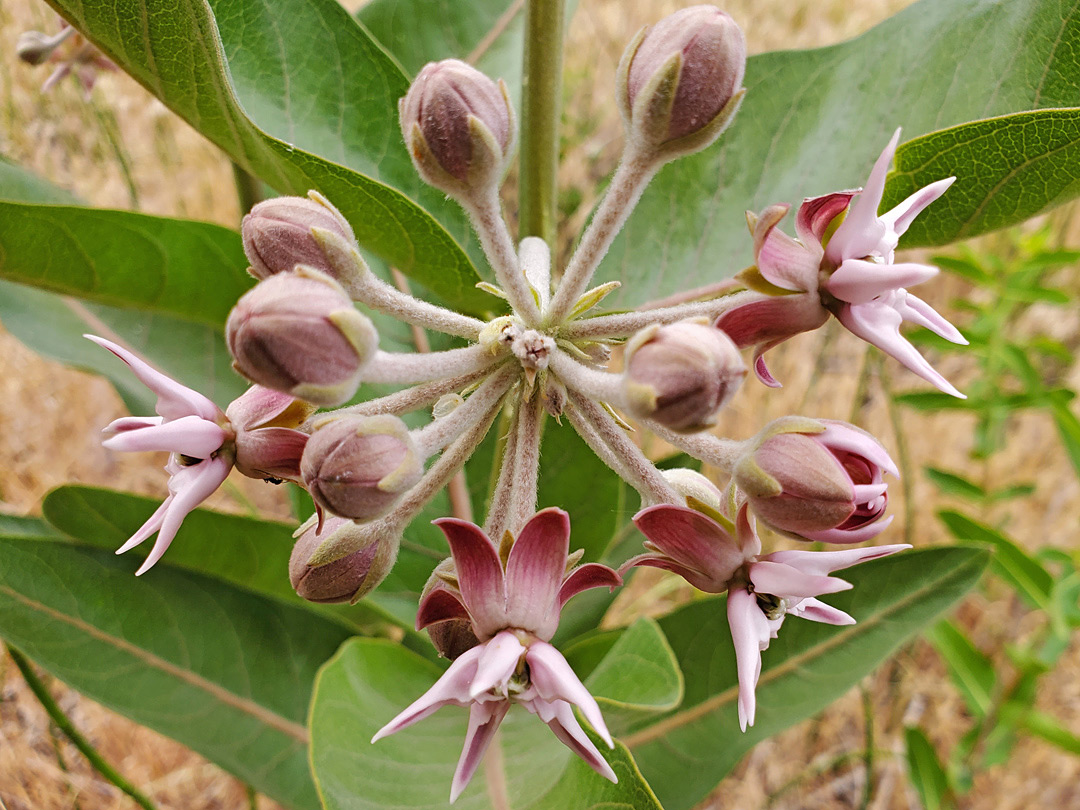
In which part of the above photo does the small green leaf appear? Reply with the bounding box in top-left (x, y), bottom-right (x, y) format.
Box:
top-left (905, 726), bottom-right (955, 810)
top-left (1049, 397), bottom-right (1080, 480)
top-left (927, 621), bottom-right (995, 717)
top-left (924, 467), bottom-right (986, 501)
top-left (1018, 709), bottom-right (1080, 755)
top-left (0, 537), bottom-right (352, 810)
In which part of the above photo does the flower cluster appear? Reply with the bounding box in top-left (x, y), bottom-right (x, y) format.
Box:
top-left (88, 4), bottom-right (965, 800)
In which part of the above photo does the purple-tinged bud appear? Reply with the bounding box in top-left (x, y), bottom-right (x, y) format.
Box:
top-left (418, 559), bottom-right (480, 660)
top-left (617, 5), bottom-right (746, 157)
top-left (290, 516), bottom-right (399, 604)
top-left (301, 414), bottom-right (423, 521)
top-left (623, 321), bottom-right (746, 432)
top-left (226, 268), bottom-right (377, 406)
top-left (662, 468), bottom-right (724, 511)
top-left (17, 30), bottom-right (61, 65)
top-left (400, 59), bottom-right (515, 198)
top-left (226, 386), bottom-right (315, 482)
top-left (242, 192), bottom-right (356, 282)
top-left (734, 417), bottom-right (898, 544)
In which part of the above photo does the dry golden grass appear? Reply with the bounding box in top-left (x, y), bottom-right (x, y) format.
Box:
top-left (1, 0), bottom-right (1078, 808)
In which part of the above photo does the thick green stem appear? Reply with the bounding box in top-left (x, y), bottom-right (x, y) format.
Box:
top-left (519, 0), bottom-right (565, 248)
top-left (7, 645), bottom-right (159, 810)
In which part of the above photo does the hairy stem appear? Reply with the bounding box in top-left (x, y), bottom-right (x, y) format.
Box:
top-left (561, 288), bottom-right (761, 340)
top-left (7, 645), bottom-right (159, 810)
top-left (645, 421), bottom-right (744, 472)
top-left (465, 191), bottom-right (541, 325)
top-left (546, 146), bottom-right (659, 326)
top-left (547, 348), bottom-right (626, 406)
top-left (508, 389), bottom-right (544, 534)
top-left (331, 368), bottom-right (497, 420)
top-left (413, 365), bottom-right (519, 457)
top-left (484, 404), bottom-right (521, 540)
top-left (362, 345), bottom-right (502, 385)
top-left (519, 0), bottom-right (565, 250)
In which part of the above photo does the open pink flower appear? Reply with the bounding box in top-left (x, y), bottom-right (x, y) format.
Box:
top-left (89, 336), bottom-right (309, 574)
top-left (717, 129), bottom-right (965, 396)
top-left (627, 503), bottom-right (908, 730)
top-left (374, 508), bottom-right (621, 802)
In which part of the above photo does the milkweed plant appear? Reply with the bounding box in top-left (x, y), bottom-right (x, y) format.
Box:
top-left (3, 0), bottom-right (1078, 808)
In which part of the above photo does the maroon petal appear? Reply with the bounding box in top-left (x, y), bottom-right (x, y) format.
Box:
top-left (620, 552), bottom-right (727, 594)
top-left (633, 504), bottom-right (745, 586)
top-left (505, 508), bottom-right (570, 639)
top-left (416, 585), bottom-right (469, 631)
top-left (434, 518), bottom-right (506, 638)
top-left (558, 563), bottom-right (621, 609)
top-left (795, 190), bottom-right (857, 244)
top-left (234, 426), bottom-right (308, 481)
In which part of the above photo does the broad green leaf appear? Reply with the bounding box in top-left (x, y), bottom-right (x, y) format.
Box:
top-left (927, 621), bottom-right (995, 717)
top-left (0, 156), bottom-right (79, 204)
top-left (937, 509), bottom-right (1053, 611)
top-left (46, 0), bottom-right (489, 313)
top-left (597, 0), bottom-right (1080, 307)
top-left (0, 201), bottom-right (251, 326)
top-left (0, 514), bottom-right (62, 539)
top-left (905, 726), bottom-right (955, 810)
top-left (0, 537), bottom-right (353, 810)
top-left (309, 638), bottom-right (663, 810)
top-left (620, 547), bottom-right (987, 810)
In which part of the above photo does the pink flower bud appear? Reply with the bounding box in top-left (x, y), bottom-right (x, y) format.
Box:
top-left (241, 193), bottom-right (356, 282)
top-left (289, 516), bottom-right (398, 603)
top-left (623, 321), bottom-right (746, 432)
top-left (618, 5), bottom-right (746, 155)
top-left (226, 386), bottom-right (314, 483)
top-left (301, 414), bottom-right (423, 521)
top-left (16, 31), bottom-right (60, 65)
top-left (226, 268), bottom-right (377, 406)
top-left (400, 59), bottom-right (515, 197)
top-left (734, 417), bottom-right (899, 543)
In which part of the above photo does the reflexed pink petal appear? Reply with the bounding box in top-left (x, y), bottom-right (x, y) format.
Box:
top-left (734, 503), bottom-right (762, 558)
top-left (225, 385), bottom-right (299, 430)
top-left (895, 292), bottom-right (967, 344)
top-left (825, 259), bottom-right (938, 305)
top-left (526, 642), bottom-right (612, 747)
top-left (102, 414), bottom-right (227, 458)
top-left (450, 701), bottom-right (510, 804)
top-left (762, 543), bottom-right (911, 576)
top-left (787, 596), bottom-right (856, 625)
top-left (434, 519), bottom-right (507, 637)
top-left (633, 505), bottom-right (745, 587)
top-left (416, 586), bottom-right (469, 631)
top-left (621, 552), bottom-right (726, 594)
top-left (755, 222), bottom-right (819, 292)
top-left (816, 422), bottom-right (899, 478)
top-left (825, 129), bottom-right (900, 265)
top-left (727, 587), bottom-right (770, 731)
top-left (748, 560), bottom-right (851, 598)
top-left (715, 294), bottom-right (828, 351)
top-left (135, 456), bottom-right (232, 575)
top-left (754, 349), bottom-right (782, 389)
top-left (879, 177), bottom-right (955, 240)
top-left (371, 645), bottom-right (484, 742)
top-left (116, 495), bottom-right (172, 555)
top-left (469, 632), bottom-right (525, 699)
top-left (558, 563), bottom-right (621, 609)
top-left (837, 301), bottom-right (965, 398)
top-left (85, 335), bottom-right (221, 421)
top-left (795, 191), bottom-right (857, 244)
top-left (104, 416), bottom-right (163, 433)
top-left (799, 514), bottom-right (894, 544)
top-left (505, 508), bottom-right (570, 638)
top-left (544, 700), bottom-right (618, 783)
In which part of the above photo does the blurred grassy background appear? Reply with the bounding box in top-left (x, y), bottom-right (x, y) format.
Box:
top-left (1, 0), bottom-right (1078, 808)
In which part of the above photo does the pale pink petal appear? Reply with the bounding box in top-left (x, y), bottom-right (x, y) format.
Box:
top-left (837, 301), bottom-right (965, 398)
top-left (795, 190), bottom-right (857, 244)
top-left (557, 563), bottom-right (621, 609)
top-left (116, 495), bottom-right (172, 555)
top-left (799, 514), bottom-right (894, 544)
top-left (505, 508), bottom-right (570, 638)
top-left (102, 415), bottom-right (226, 458)
top-left (434, 519), bottom-right (507, 636)
top-left (755, 224), bottom-right (819, 292)
top-left (632, 505), bottom-right (745, 587)
top-left (895, 292), bottom-right (967, 344)
top-left (135, 457), bottom-right (232, 575)
top-left (104, 416), bottom-right (163, 433)
top-left (734, 503), bottom-right (762, 558)
top-left (544, 700), bottom-right (618, 783)
top-left (415, 586), bottom-right (469, 631)
top-left (225, 385), bottom-right (299, 430)
top-left (85, 335), bottom-right (221, 421)
top-left (450, 701), bottom-right (510, 803)
top-left (816, 422), bottom-right (899, 478)
top-left (469, 632), bottom-right (525, 699)
top-left (825, 129), bottom-right (900, 265)
top-left (825, 259), bottom-right (938, 305)
top-left (852, 483), bottom-right (888, 502)
top-left (41, 64), bottom-right (70, 92)
top-left (879, 177), bottom-right (955, 240)
top-left (371, 645), bottom-right (484, 742)
top-left (727, 587), bottom-right (770, 731)
top-left (762, 543), bottom-right (911, 576)
top-left (526, 642), bottom-right (612, 747)
top-left (787, 596), bottom-right (856, 625)
top-left (748, 560), bottom-right (851, 598)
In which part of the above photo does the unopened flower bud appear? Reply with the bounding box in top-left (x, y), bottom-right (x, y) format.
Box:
top-left (301, 414), bottom-right (423, 521)
top-left (227, 386), bottom-right (315, 482)
top-left (17, 30), bottom-right (60, 65)
top-left (226, 268), bottom-right (377, 406)
top-left (662, 468), bottom-right (724, 511)
top-left (290, 516), bottom-right (399, 603)
top-left (242, 192), bottom-right (356, 282)
top-left (623, 321), bottom-right (746, 432)
top-left (734, 417), bottom-right (898, 543)
top-left (400, 59), bottom-right (515, 198)
top-left (617, 5), bottom-right (746, 157)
